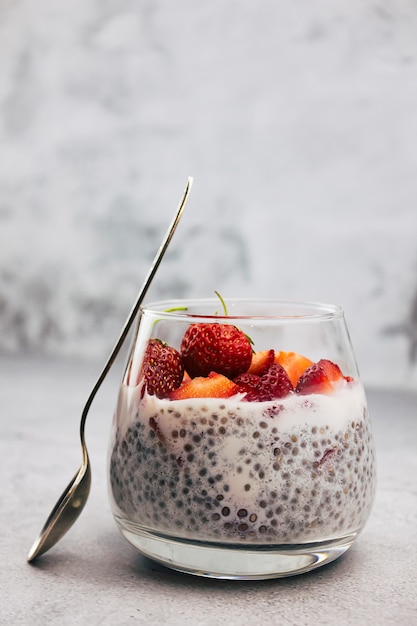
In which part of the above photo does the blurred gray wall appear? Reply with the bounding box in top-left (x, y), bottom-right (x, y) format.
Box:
top-left (1, 0), bottom-right (417, 390)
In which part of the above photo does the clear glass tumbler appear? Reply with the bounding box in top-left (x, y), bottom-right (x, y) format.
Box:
top-left (108, 299), bottom-right (376, 579)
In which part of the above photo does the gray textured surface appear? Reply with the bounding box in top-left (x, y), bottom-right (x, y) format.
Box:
top-left (1, 355), bottom-right (416, 625)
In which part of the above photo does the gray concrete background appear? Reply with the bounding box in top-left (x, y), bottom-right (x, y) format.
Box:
top-left (1, 0), bottom-right (417, 389)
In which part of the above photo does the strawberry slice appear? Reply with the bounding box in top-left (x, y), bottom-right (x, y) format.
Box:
top-left (169, 371), bottom-right (239, 400)
top-left (296, 359), bottom-right (343, 395)
top-left (234, 372), bottom-right (261, 398)
top-left (321, 359), bottom-right (344, 382)
top-left (274, 351), bottom-right (313, 387)
top-left (247, 349), bottom-right (275, 375)
top-left (235, 363), bottom-right (293, 401)
top-left (180, 323), bottom-right (252, 379)
top-left (254, 363), bottom-right (294, 401)
top-left (139, 339), bottom-right (184, 399)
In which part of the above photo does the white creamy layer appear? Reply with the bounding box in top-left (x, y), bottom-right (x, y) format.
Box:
top-left (115, 379), bottom-right (367, 441)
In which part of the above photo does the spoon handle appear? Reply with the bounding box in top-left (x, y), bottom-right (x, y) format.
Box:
top-left (79, 176), bottom-right (193, 443)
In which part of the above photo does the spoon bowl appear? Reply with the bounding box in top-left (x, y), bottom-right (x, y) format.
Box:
top-left (27, 457), bottom-right (91, 561)
top-left (28, 177), bottom-right (193, 562)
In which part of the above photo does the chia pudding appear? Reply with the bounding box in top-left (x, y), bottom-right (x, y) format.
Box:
top-left (109, 379), bottom-right (376, 544)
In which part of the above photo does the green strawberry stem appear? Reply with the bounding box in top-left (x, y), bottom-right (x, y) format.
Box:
top-left (214, 290), bottom-right (228, 316)
top-left (246, 333), bottom-right (255, 348)
top-left (164, 306), bottom-right (189, 313)
top-left (151, 306), bottom-right (188, 331)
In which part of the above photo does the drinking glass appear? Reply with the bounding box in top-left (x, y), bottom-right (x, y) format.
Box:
top-left (108, 299), bottom-right (376, 579)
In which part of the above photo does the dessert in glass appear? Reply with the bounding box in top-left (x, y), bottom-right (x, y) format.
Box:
top-left (108, 298), bottom-right (376, 579)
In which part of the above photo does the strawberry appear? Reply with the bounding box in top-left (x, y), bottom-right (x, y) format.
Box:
top-left (139, 339), bottom-right (184, 399)
top-left (169, 371), bottom-right (239, 400)
top-left (254, 363), bottom-right (294, 401)
top-left (296, 359), bottom-right (343, 395)
top-left (180, 323), bottom-right (252, 379)
top-left (274, 351), bottom-right (313, 387)
top-left (234, 372), bottom-right (261, 398)
top-left (321, 359), bottom-right (344, 382)
top-left (235, 363), bottom-right (293, 401)
top-left (247, 349), bottom-right (275, 376)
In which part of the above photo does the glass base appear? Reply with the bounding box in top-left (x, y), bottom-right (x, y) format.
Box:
top-left (115, 518), bottom-right (358, 580)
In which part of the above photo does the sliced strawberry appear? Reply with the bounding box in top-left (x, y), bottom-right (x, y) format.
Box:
top-left (169, 371), bottom-right (239, 400)
top-left (247, 349), bottom-right (275, 375)
top-left (296, 359), bottom-right (343, 395)
top-left (180, 323), bottom-right (252, 379)
top-left (254, 363), bottom-right (294, 401)
top-left (274, 351), bottom-right (313, 387)
top-left (139, 339), bottom-right (184, 399)
top-left (320, 359), bottom-right (344, 382)
top-left (236, 363), bottom-right (293, 401)
top-left (296, 364), bottom-right (332, 395)
top-left (234, 372), bottom-right (261, 398)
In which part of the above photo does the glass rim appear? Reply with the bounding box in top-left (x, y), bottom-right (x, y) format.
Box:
top-left (140, 298), bottom-right (344, 321)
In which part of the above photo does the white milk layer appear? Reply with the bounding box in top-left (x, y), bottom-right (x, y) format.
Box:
top-left (117, 378), bottom-right (367, 440)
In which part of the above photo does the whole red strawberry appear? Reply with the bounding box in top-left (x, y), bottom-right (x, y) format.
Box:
top-left (180, 323), bottom-right (252, 379)
top-left (139, 338), bottom-right (184, 399)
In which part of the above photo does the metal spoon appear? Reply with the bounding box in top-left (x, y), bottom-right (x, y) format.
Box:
top-left (27, 177), bottom-right (193, 562)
